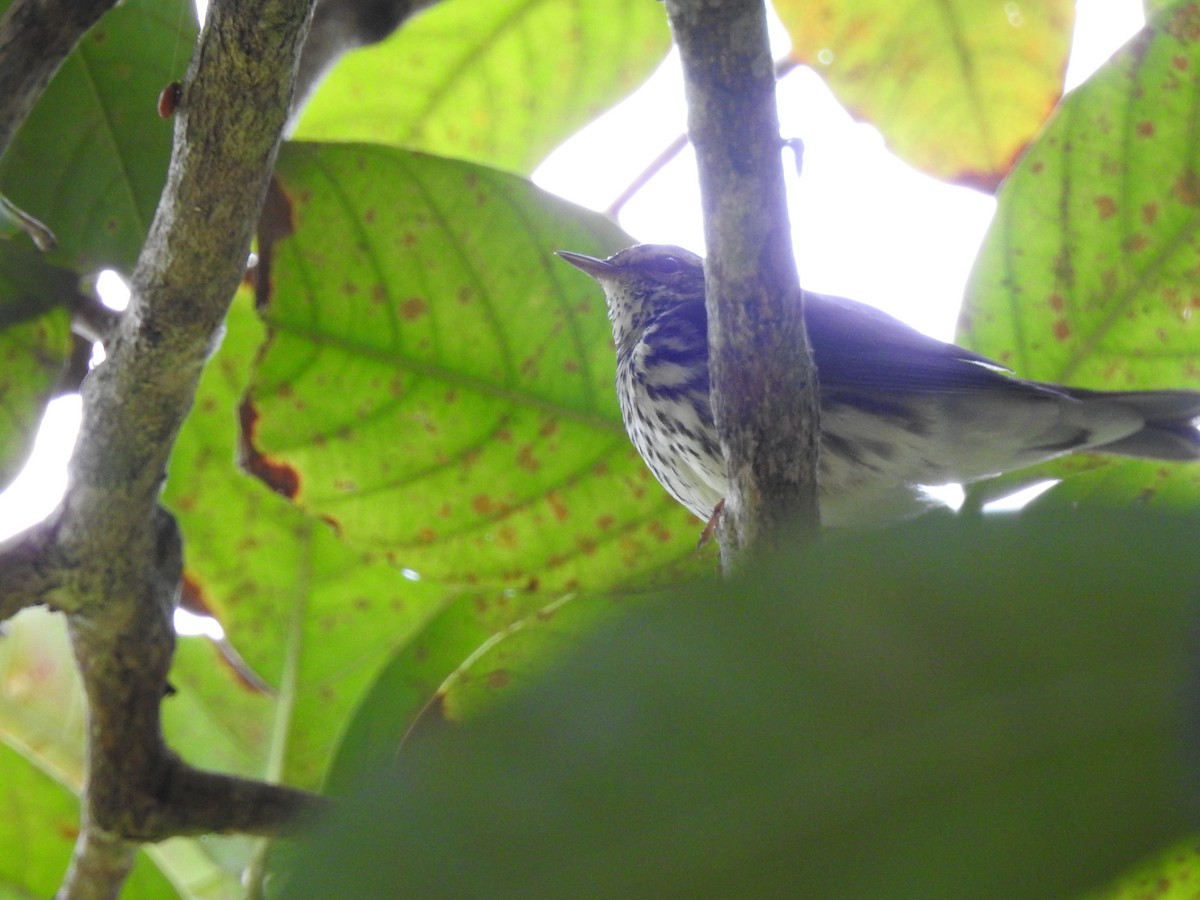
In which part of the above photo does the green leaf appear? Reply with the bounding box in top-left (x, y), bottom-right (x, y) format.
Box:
top-left (287, 509), bottom-right (1200, 899)
top-left (0, 245), bottom-right (73, 489)
top-left (778, 0), bottom-right (1073, 190)
top-left (293, 0), bottom-right (671, 173)
top-left (0, 0), bottom-right (197, 273)
top-left (167, 290), bottom-right (512, 790)
top-left (249, 143), bottom-right (710, 591)
top-left (960, 3), bottom-right (1200, 509)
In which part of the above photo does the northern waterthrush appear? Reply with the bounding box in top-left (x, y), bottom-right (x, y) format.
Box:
top-left (557, 244), bottom-right (1200, 526)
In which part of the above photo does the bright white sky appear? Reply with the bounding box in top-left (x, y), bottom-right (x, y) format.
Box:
top-left (0, 0), bottom-right (1145, 542)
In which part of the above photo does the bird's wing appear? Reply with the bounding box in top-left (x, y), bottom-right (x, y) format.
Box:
top-left (804, 291), bottom-right (1017, 395)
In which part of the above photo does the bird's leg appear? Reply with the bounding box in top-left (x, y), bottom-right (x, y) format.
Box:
top-left (697, 498), bottom-right (726, 548)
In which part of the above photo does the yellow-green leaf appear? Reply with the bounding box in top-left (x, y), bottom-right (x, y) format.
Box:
top-left (778, 0), bottom-right (1073, 189)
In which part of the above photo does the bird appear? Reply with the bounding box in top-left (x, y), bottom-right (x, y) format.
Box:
top-left (556, 243), bottom-right (1200, 527)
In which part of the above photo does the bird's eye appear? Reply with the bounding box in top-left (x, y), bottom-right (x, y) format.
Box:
top-left (646, 255), bottom-right (682, 276)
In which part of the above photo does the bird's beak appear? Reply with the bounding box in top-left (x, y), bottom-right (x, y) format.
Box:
top-left (555, 250), bottom-right (615, 279)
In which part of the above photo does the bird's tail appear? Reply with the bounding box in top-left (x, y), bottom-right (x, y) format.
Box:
top-left (1056, 386), bottom-right (1200, 461)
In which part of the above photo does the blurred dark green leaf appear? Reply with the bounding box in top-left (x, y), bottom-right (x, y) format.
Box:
top-left (321, 587), bottom-right (631, 797)
top-left (1094, 833), bottom-right (1200, 899)
top-left (294, 0), bottom-right (671, 173)
top-left (0, 0), bottom-right (196, 273)
top-left (290, 509), bottom-right (1200, 899)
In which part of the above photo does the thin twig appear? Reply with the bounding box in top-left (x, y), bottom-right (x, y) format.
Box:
top-left (605, 57), bottom-right (803, 220)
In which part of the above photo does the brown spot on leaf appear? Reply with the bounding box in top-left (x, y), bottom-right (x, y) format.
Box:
top-left (364, 208), bottom-right (377, 224)
top-left (516, 444), bottom-right (540, 472)
top-left (1136, 120), bottom-right (1155, 137)
top-left (1143, 202), bottom-right (1159, 225)
top-left (1053, 319), bottom-right (1071, 341)
top-left (1125, 233), bottom-right (1149, 252)
top-left (547, 492), bottom-right (568, 521)
top-left (496, 526), bottom-right (519, 548)
top-left (417, 527), bottom-right (437, 543)
top-left (237, 399), bottom-right (300, 498)
top-left (457, 286), bottom-right (473, 305)
top-left (648, 520), bottom-right (672, 543)
top-left (1174, 169), bottom-right (1200, 206)
top-left (1048, 293), bottom-right (1064, 311)
top-left (400, 296), bottom-right (428, 320)
top-left (472, 494), bottom-right (494, 515)
top-left (597, 514), bottom-right (615, 531)
top-left (486, 669), bottom-right (511, 690)
top-left (1094, 196), bottom-right (1117, 218)
top-left (539, 418), bottom-right (558, 438)
top-left (1169, 3), bottom-right (1200, 41)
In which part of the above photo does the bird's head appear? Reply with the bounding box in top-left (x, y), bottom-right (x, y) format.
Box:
top-left (556, 244), bottom-right (706, 355)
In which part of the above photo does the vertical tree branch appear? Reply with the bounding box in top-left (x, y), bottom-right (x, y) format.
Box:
top-left (663, 0), bottom-right (821, 568)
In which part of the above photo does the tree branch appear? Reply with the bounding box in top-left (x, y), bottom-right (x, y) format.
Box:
top-left (605, 58), bottom-right (801, 218)
top-left (663, 0), bottom-right (821, 568)
top-left (0, 521), bottom-right (65, 621)
top-left (41, 0), bottom-right (326, 894)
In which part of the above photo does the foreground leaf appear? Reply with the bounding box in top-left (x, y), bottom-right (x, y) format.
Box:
top-left (321, 587), bottom-right (630, 796)
top-left (291, 509), bottom-right (1199, 898)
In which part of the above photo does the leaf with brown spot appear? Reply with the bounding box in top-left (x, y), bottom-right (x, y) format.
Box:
top-left (961, 2), bottom-right (1200, 511)
top-left (250, 145), bottom-right (713, 593)
top-left (777, 0), bottom-right (1073, 189)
